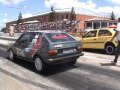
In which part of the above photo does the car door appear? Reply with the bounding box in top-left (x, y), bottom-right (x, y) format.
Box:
top-left (97, 29), bottom-right (113, 49)
top-left (24, 32), bottom-right (43, 60)
top-left (13, 32), bottom-right (31, 58)
top-left (82, 30), bottom-right (98, 49)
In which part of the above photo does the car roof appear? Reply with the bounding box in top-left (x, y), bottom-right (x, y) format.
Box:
top-left (28, 30), bottom-right (65, 33)
top-left (95, 28), bottom-right (115, 30)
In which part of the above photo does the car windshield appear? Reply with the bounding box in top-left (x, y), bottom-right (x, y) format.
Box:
top-left (45, 32), bottom-right (76, 42)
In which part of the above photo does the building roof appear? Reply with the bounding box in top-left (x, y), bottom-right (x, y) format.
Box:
top-left (23, 20), bottom-right (39, 24)
top-left (86, 18), bottom-right (109, 21)
top-left (6, 10), bottom-right (71, 24)
top-left (85, 18), bottom-right (117, 22)
top-left (29, 30), bottom-right (63, 33)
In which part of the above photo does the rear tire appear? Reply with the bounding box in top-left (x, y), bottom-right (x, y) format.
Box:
top-left (105, 44), bottom-right (115, 55)
top-left (34, 56), bottom-right (47, 73)
top-left (68, 60), bottom-right (77, 65)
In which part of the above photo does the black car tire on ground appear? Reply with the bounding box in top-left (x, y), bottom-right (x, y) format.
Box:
top-left (34, 56), bottom-right (47, 73)
top-left (9, 50), bottom-right (16, 61)
top-left (105, 44), bottom-right (115, 55)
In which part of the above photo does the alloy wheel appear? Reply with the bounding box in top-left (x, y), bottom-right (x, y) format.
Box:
top-left (9, 50), bottom-right (14, 60)
top-left (35, 57), bottom-right (43, 71)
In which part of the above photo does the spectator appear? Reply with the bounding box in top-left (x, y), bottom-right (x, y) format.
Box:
top-left (111, 17), bottom-right (120, 65)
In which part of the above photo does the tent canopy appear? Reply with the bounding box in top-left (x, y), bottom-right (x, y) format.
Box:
top-left (108, 24), bottom-right (117, 28)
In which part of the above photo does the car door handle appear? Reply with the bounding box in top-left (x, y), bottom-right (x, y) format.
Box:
top-left (93, 39), bottom-right (97, 40)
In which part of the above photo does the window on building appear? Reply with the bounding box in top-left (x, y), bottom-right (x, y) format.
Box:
top-left (109, 22), bottom-right (117, 26)
top-left (101, 22), bottom-right (107, 28)
top-left (93, 22), bottom-right (100, 29)
top-left (114, 23), bottom-right (117, 26)
top-left (86, 22), bottom-right (92, 28)
top-left (109, 22), bottom-right (113, 26)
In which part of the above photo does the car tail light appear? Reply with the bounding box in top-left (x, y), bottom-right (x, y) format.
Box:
top-left (77, 46), bottom-right (83, 51)
top-left (48, 50), bottom-right (58, 56)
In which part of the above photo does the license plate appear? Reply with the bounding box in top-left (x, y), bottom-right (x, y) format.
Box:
top-left (63, 49), bottom-right (73, 54)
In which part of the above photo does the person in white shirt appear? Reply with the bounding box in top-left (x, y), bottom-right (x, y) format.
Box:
top-left (111, 17), bottom-right (120, 65)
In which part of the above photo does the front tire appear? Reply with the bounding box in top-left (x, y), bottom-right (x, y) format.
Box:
top-left (105, 44), bottom-right (115, 55)
top-left (9, 50), bottom-right (16, 61)
top-left (34, 57), bottom-right (47, 73)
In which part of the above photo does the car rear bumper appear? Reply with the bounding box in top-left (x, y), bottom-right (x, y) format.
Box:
top-left (45, 53), bottom-right (84, 64)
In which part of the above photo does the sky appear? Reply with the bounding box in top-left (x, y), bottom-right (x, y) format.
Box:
top-left (0, 0), bottom-right (120, 30)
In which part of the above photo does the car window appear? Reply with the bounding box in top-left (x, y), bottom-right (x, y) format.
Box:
top-left (46, 33), bottom-right (76, 42)
top-left (83, 31), bottom-right (97, 38)
top-left (29, 32), bottom-right (42, 43)
top-left (16, 33), bottom-right (31, 44)
top-left (98, 29), bottom-right (112, 36)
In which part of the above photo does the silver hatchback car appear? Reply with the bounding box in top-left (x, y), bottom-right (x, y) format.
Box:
top-left (8, 30), bottom-right (84, 72)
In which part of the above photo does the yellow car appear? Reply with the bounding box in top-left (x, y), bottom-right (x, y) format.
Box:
top-left (79, 28), bottom-right (118, 54)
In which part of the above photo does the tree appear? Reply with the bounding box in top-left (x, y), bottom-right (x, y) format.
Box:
top-left (49, 6), bottom-right (56, 22)
top-left (17, 12), bottom-right (22, 25)
top-left (51, 6), bottom-right (54, 12)
top-left (70, 7), bottom-right (77, 31)
top-left (1, 27), bottom-right (6, 32)
top-left (16, 12), bottom-right (23, 32)
top-left (70, 7), bottom-right (76, 21)
top-left (110, 11), bottom-right (115, 20)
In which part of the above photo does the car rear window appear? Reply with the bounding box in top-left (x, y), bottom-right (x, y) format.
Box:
top-left (46, 33), bottom-right (76, 42)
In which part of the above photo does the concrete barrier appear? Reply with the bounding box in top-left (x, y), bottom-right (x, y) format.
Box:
top-left (0, 33), bottom-right (21, 41)
top-left (0, 37), bottom-right (17, 41)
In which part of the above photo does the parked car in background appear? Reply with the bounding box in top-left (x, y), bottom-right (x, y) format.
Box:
top-left (8, 30), bottom-right (84, 72)
top-left (79, 28), bottom-right (117, 54)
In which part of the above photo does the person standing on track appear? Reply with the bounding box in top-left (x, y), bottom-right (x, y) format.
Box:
top-left (111, 17), bottom-right (120, 65)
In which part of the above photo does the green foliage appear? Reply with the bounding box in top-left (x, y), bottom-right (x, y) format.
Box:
top-left (51, 6), bottom-right (54, 12)
top-left (16, 12), bottom-right (23, 33)
top-left (110, 11), bottom-right (115, 20)
top-left (49, 6), bottom-right (56, 21)
top-left (17, 12), bottom-right (23, 26)
top-left (70, 7), bottom-right (76, 21)
top-left (71, 7), bottom-right (75, 13)
top-left (1, 27), bottom-right (6, 32)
